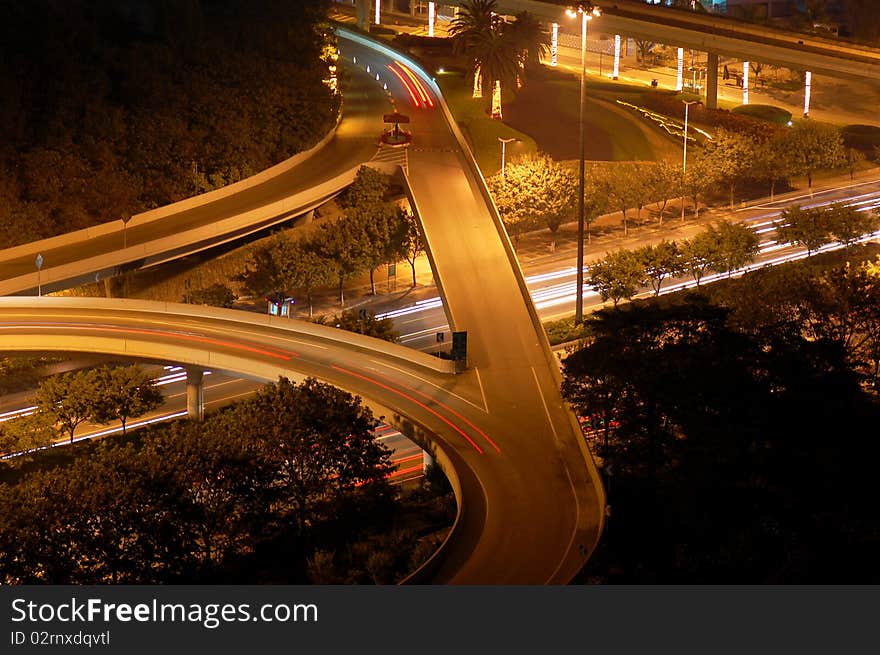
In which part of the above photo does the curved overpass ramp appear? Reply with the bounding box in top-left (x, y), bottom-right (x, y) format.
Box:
top-left (0, 30), bottom-right (606, 583)
top-left (0, 296), bottom-right (599, 583)
top-left (0, 56), bottom-right (387, 297)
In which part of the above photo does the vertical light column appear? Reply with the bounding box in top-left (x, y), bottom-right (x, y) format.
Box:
top-left (676, 47), bottom-right (684, 91)
top-left (551, 23), bottom-right (558, 67)
top-left (428, 2), bottom-right (435, 37)
top-left (803, 70), bottom-right (812, 117)
top-left (375, 0), bottom-right (380, 25)
top-left (491, 81), bottom-right (502, 119)
top-left (613, 34), bottom-right (620, 80)
top-left (742, 61), bottom-right (749, 105)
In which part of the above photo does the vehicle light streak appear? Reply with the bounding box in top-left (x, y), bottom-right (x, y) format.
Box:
top-left (362, 366), bottom-right (501, 453)
top-left (396, 61), bottom-right (434, 107)
top-left (386, 63), bottom-right (421, 107)
top-left (332, 364), bottom-right (487, 455)
top-left (1, 410), bottom-right (189, 460)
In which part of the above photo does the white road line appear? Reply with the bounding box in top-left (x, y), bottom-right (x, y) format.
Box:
top-left (368, 359), bottom-right (488, 413)
top-left (531, 367), bottom-right (559, 442)
top-left (474, 367), bottom-right (488, 414)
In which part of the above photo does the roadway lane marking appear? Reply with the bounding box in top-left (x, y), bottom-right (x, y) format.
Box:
top-left (363, 363), bottom-right (500, 452)
top-left (531, 365), bottom-right (589, 584)
top-left (474, 367), bottom-right (488, 414)
top-left (332, 364), bottom-right (492, 455)
top-left (531, 367), bottom-right (559, 442)
top-left (370, 359), bottom-right (488, 414)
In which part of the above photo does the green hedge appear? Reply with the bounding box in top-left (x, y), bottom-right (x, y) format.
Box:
top-left (841, 124), bottom-right (880, 154)
top-left (731, 104), bottom-right (792, 125)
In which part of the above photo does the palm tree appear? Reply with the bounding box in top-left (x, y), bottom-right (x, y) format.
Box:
top-left (450, 0), bottom-right (497, 57)
top-left (450, 0), bottom-right (501, 98)
top-left (451, 0), bottom-right (525, 115)
top-left (471, 26), bottom-right (518, 94)
top-left (507, 11), bottom-right (549, 73)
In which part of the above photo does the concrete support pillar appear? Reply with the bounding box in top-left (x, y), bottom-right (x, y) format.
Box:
top-left (742, 61), bottom-right (750, 105)
top-left (705, 52), bottom-right (719, 110)
top-left (186, 367), bottom-right (205, 421)
top-left (423, 450), bottom-right (435, 470)
top-left (356, 0), bottom-right (368, 30)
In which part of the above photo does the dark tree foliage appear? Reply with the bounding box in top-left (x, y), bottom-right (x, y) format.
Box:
top-left (564, 283), bottom-right (880, 583)
top-left (0, 377), bottom-right (397, 584)
top-left (314, 309), bottom-right (400, 342)
top-left (0, 0), bottom-right (338, 248)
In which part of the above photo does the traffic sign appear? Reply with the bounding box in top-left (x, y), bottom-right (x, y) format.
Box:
top-left (452, 331), bottom-right (467, 361)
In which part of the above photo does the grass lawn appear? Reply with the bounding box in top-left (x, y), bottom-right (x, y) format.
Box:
top-left (435, 71), bottom-right (537, 176)
top-left (437, 65), bottom-right (681, 172)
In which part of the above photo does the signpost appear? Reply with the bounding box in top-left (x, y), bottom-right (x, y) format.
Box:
top-left (381, 112), bottom-right (412, 146)
top-left (35, 253), bottom-right (43, 297)
top-left (452, 331), bottom-right (467, 362)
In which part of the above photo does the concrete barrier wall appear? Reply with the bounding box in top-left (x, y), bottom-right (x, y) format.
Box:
top-left (0, 297), bottom-right (456, 375)
top-left (0, 166), bottom-right (361, 297)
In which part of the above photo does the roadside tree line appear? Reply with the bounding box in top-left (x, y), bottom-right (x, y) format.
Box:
top-left (0, 364), bottom-right (163, 455)
top-left (587, 221), bottom-right (761, 306)
top-left (775, 203), bottom-right (880, 255)
top-left (587, 203), bottom-right (879, 308)
top-left (239, 167), bottom-right (425, 314)
top-left (487, 121), bottom-right (853, 244)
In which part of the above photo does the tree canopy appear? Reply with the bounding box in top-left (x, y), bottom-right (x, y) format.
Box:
top-left (0, 0), bottom-right (339, 248)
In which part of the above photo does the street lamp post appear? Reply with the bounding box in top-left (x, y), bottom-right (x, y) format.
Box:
top-left (568, 2), bottom-right (601, 325)
top-left (681, 99), bottom-right (701, 223)
top-left (498, 137), bottom-right (517, 177)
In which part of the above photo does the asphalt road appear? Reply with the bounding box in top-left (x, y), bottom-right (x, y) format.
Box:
top-left (341, 34), bottom-right (604, 583)
top-left (381, 179), bottom-right (880, 343)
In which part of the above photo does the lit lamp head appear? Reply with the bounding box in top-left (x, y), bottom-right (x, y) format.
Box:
top-left (567, 3), bottom-right (601, 19)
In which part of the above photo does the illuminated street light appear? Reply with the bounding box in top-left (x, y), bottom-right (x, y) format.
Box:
top-left (498, 137), bottom-right (518, 177)
top-left (681, 99), bottom-right (701, 222)
top-left (612, 34), bottom-right (620, 80)
top-left (568, 2), bottom-right (601, 325)
top-left (676, 47), bottom-right (684, 91)
top-left (803, 70), bottom-right (812, 117)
